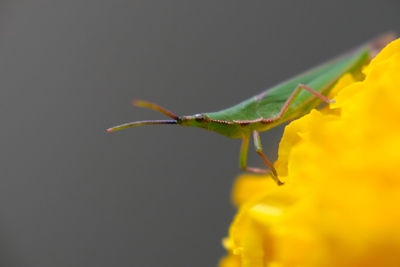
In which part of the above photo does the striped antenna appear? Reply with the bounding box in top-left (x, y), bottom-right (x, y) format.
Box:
top-left (133, 100), bottom-right (179, 120)
top-left (106, 120), bottom-right (177, 132)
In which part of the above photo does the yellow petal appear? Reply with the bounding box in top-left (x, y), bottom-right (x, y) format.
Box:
top-left (221, 38), bottom-right (400, 267)
top-left (232, 174), bottom-right (277, 207)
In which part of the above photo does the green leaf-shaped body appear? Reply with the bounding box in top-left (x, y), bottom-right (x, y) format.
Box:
top-left (181, 47), bottom-right (370, 139)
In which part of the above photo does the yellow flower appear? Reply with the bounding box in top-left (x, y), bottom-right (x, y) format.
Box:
top-left (220, 38), bottom-right (400, 267)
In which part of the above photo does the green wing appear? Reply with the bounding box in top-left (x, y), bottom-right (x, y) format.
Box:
top-left (206, 48), bottom-right (370, 122)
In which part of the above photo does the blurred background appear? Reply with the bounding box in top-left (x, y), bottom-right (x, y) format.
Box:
top-left (0, 1), bottom-right (399, 266)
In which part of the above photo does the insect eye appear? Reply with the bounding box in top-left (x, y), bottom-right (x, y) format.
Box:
top-left (194, 114), bottom-right (211, 123)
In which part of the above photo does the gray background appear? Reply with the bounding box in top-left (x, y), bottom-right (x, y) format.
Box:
top-left (0, 1), bottom-right (399, 266)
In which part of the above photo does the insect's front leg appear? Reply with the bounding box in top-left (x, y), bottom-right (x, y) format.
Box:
top-left (239, 133), bottom-right (284, 186)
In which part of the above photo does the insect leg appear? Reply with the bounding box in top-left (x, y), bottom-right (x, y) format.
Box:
top-left (274, 83), bottom-right (335, 119)
top-left (297, 84), bottom-right (335, 104)
top-left (239, 136), bottom-right (250, 170)
top-left (239, 134), bottom-right (284, 185)
top-left (252, 131), bottom-right (283, 185)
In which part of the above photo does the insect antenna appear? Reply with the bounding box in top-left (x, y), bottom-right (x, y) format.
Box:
top-left (133, 99), bottom-right (179, 120)
top-left (107, 100), bottom-right (180, 132)
top-left (107, 120), bottom-right (177, 132)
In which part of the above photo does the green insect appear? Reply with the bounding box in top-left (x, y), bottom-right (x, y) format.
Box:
top-left (107, 33), bottom-right (395, 185)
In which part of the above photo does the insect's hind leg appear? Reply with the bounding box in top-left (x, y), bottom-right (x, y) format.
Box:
top-left (239, 134), bottom-right (284, 186)
top-left (274, 83), bottom-right (335, 120)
